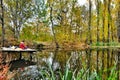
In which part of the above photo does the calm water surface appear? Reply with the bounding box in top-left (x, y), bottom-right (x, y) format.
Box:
top-left (1, 48), bottom-right (120, 80)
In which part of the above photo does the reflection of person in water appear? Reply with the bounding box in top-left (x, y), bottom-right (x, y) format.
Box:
top-left (19, 40), bottom-right (27, 49)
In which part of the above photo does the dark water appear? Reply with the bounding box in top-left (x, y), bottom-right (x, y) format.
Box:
top-left (1, 48), bottom-right (120, 80)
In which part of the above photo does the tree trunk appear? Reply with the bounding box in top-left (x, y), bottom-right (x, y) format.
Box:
top-left (96, 0), bottom-right (100, 43)
top-left (107, 0), bottom-right (111, 44)
top-left (117, 1), bottom-right (120, 42)
top-left (102, 0), bottom-right (106, 44)
top-left (50, 5), bottom-right (59, 48)
top-left (15, 0), bottom-right (19, 40)
top-left (88, 0), bottom-right (92, 44)
top-left (1, 0), bottom-right (5, 47)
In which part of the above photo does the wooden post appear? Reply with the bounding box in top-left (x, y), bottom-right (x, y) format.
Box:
top-left (30, 52), bottom-right (32, 61)
top-left (19, 52), bottom-right (22, 60)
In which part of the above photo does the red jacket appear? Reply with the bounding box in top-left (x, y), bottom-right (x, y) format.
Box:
top-left (19, 42), bottom-right (26, 49)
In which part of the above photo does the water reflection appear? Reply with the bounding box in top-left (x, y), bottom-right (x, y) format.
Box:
top-left (33, 48), bottom-right (119, 80)
top-left (116, 49), bottom-right (119, 80)
top-left (0, 52), bottom-right (36, 80)
top-left (9, 59), bottom-right (36, 71)
top-left (0, 48), bottom-right (120, 80)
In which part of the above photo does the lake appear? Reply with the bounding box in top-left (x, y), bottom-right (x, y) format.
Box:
top-left (0, 48), bottom-right (120, 80)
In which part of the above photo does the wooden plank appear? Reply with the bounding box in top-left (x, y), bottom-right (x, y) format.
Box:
top-left (0, 47), bottom-right (36, 53)
top-left (2, 49), bottom-right (36, 52)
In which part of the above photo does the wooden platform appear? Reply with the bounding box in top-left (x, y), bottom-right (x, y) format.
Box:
top-left (1, 48), bottom-right (36, 52)
top-left (0, 47), bottom-right (37, 60)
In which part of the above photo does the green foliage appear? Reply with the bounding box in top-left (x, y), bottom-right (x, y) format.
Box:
top-left (34, 0), bottom-right (48, 22)
top-left (1, 0), bottom-right (119, 45)
top-left (107, 66), bottom-right (118, 80)
top-left (4, 0), bottom-right (34, 39)
top-left (20, 25), bottom-right (52, 42)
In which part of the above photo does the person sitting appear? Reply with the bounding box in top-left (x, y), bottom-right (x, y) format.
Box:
top-left (19, 40), bottom-right (27, 49)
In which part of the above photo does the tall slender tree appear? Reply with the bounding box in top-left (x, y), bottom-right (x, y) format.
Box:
top-left (102, 0), bottom-right (106, 44)
top-left (117, 0), bottom-right (120, 42)
top-left (48, 2), bottom-right (59, 48)
top-left (107, 0), bottom-right (111, 44)
top-left (88, 0), bottom-right (92, 44)
top-left (0, 0), bottom-right (5, 47)
top-left (96, 0), bottom-right (100, 43)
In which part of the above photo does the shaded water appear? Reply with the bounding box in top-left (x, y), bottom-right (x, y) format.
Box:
top-left (0, 48), bottom-right (120, 80)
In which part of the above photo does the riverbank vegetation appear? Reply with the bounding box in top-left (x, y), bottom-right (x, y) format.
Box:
top-left (37, 62), bottom-right (118, 80)
top-left (0, 0), bottom-right (120, 49)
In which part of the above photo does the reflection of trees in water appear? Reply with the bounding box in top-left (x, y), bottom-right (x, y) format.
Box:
top-left (26, 48), bottom-right (119, 79)
top-left (117, 50), bottom-right (120, 80)
top-left (57, 48), bottom-right (119, 80)
top-left (0, 52), bottom-right (17, 80)
top-left (0, 52), bottom-right (36, 80)
top-left (36, 50), bottom-right (71, 71)
top-left (53, 49), bottom-right (119, 79)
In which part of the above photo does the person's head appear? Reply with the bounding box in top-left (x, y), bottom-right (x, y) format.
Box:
top-left (22, 40), bottom-right (25, 42)
top-left (20, 40), bottom-right (24, 44)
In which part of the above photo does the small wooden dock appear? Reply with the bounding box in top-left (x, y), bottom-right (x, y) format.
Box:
top-left (1, 47), bottom-right (37, 60)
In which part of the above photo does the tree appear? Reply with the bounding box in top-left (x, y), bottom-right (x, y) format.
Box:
top-left (96, 0), bottom-right (100, 43)
top-left (117, 0), bottom-right (120, 42)
top-left (4, 0), bottom-right (34, 39)
top-left (80, 5), bottom-right (89, 42)
top-left (69, 0), bottom-right (82, 40)
top-left (88, 0), bottom-right (92, 44)
top-left (47, 0), bottom-right (59, 48)
top-left (0, 0), bottom-right (5, 47)
top-left (102, 0), bottom-right (106, 43)
top-left (34, 0), bottom-right (48, 36)
top-left (107, 0), bottom-right (111, 43)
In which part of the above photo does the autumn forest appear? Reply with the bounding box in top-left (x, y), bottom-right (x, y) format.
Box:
top-left (0, 0), bottom-right (120, 80)
top-left (0, 0), bottom-right (120, 48)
